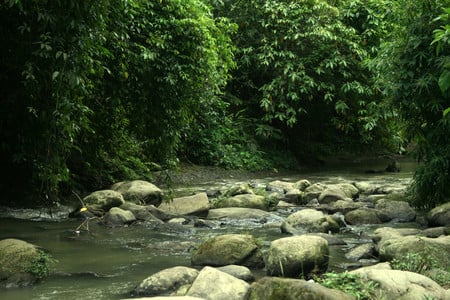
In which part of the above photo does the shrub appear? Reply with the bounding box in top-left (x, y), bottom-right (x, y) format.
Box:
top-left (315, 271), bottom-right (379, 300)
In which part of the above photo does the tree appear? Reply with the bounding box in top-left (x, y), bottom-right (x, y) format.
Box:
top-left (0, 0), bottom-right (235, 206)
top-left (374, 0), bottom-right (450, 208)
top-left (214, 0), bottom-right (399, 159)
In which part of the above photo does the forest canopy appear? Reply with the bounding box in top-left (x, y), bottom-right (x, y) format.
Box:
top-left (0, 0), bottom-right (449, 209)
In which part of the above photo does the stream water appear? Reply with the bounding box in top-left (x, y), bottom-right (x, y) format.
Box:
top-left (0, 158), bottom-right (419, 300)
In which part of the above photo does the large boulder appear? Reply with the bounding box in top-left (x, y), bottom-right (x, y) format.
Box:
top-left (344, 208), bottom-right (382, 225)
top-left (373, 227), bottom-right (450, 269)
top-left (112, 180), bottom-right (163, 206)
top-left (103, 207), bottom-right (136, 226)
top-left (191, 234), bottom-right (264, 268)
top-left (283, 189), bottom-right (304, 204)
top-left (186, 266), bottom-right (250, 300)
top-left (207, 207), bottom-right (270, 220)
top-left (351, 265), bottom-right (449, 300)
top-left (133, 266), bottom-right (199, 296)
top-left (318, 183), bottom-right (359, 204)
top-left (266, 180), bottom-right (295, 193)
top-left (0, 239), bottom-right (51, 288)
top-left (215, 194), bottom-right (267, 210)
top-left (265, 235), bottom-right (329, 278)
top-left (283, 209), bottom-right (340, 233)
top-left (375, 199), bottom-right (416, 222)
top-left (428, 202), bottom-right (450, 226)
top-left (83, 190), bottom-right (125, 212)
top-left (158, 193), bottom-right (209, 217)
top-left (247, 276), bottom-right (354, 300)
top-left (303, 183), bottom-right (327, 202)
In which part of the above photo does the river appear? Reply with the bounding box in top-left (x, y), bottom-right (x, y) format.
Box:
top-left (0, 157), bottom-right (418, 300)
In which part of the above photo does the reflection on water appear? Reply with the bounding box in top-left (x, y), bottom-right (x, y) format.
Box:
top-left (0, 157), bottom-right (418, 300)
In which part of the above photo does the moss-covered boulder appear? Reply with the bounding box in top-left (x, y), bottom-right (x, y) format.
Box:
top-left (344, 208), bottom-right (382, 225)
top-left (83, 189), bottom-right (125, 213)
top-left (373, 227), bottom-right (450, 270)
top-left (191, 234), bottom-right (264, 268)
top-left (283, 209), bottom-right (340, 233)
top-left (428, 202), bottom-right (450, 227)
top-left (133, 266), bottom-right (199, 297)
top-left (265, 235), bottom-right (329, 278)
top-left (215, 194), bottom-right (267, 210)
top-left (247, 276), bottom-right (354, 300)
top-left (112, 180), bottom-right (163, 206)
top-left (0, 238), bottom-right (52, 288)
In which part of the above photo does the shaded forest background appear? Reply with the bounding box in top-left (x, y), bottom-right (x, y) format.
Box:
top-left (1, 0), bottom-right (449, 208)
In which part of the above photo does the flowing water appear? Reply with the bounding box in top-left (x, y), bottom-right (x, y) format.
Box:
top-left (0, 157), bottom-right (419, 300)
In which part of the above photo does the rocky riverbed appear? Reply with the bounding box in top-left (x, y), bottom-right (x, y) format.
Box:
top-left (1, 161), bottom-right (450, 299)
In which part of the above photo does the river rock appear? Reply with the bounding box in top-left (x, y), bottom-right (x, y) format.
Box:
top-left (345, 243), bottom-right (376, 261)
top-left (375, 199), bottom-right (416, 222)
top-left (83, 190), bottom-right (125, 212)
top-left (133, 266), bottom-right (199, 296)
top-left (428, 202), bottom-right (450, 226)
top-left (283, 188), bottom-right (304, 204)
top-left (276, 200), bottom-right (296, 208)
top-left (353, 181), bottom-right (378, 194)
top-left (0, 239), bottom-right (49, 288)
top-left (158, 193), bottom-right (209, 217)
top-left (373, 227), bottom-right (450, 269)
top-left (301, 233), bottom-right (346, 245)
top-left (104, 207), bottom-right (136, 226)
top-left (216, 265), bottom-right (254, 282)
top-left (423, 226), bottom-right (450, 238)
top-left (265, 235), bottom-right (329, 278)
top-left (293, 179), bottom-right (311, 191)
top-left (124, 297), bottom-right (204, 300)
top-left (247, 276), bottom-right (353, 300)
top-left (224, 184), bottom-right (254, 196)
top-left (207, 207), bottom-right (270, 220)
top-left (283, 208), bottom-right (340, 233)
top-left (191, 234), bottom-right (264, 268)
top-left (321, 199), bottom-right (364, 214)
top-left (147, 204), bottom-right (176, 221)
top-left (112, 180), bottom-right (163, 206)
top-left (344, 208), bottom-right (382, 225)
top-left (303, 183), bottom-right (327, 202)
top-left (318, 183), bottom-right (359, 204)
top-left (215, 194), bottom-right (267, 210)
top-left (351, 265), bottom-right (448, 300)
top-left (266, 180), bottom-right (295, 193)
top-left (167, 217), bottom-right (189, 225)
top-left (186, 266), bottom-right (250, 300)
top-left (120, 202), bottom-right (164, 224)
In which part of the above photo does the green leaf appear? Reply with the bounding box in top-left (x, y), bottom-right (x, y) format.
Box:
top-left (52, 71), bottom-right (60, 80)
top-left (438, 70), bottom-right (450, 93)
top-left (443, 107), bottom-right (450, 117)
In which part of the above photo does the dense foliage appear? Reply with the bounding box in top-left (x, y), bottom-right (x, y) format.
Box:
top-left (213, 0), bottom-right (399, 158)
top-left (316, 271), bottom-right (378, 300)
top-left (372, 0), bottom-right (450, 208)
top-left (1, 0), bottom-right (449, 208)
top-left (0, 0), bottom-right (234, 206)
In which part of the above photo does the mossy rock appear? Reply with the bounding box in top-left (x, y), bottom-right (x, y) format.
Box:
top-left (0, 238), bottom-right (52, 288)
top-left (191, 234), bottom-right (264, 268)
